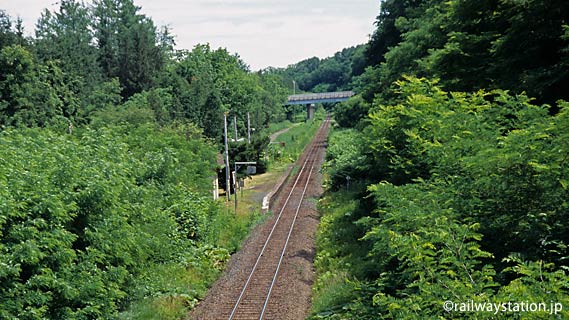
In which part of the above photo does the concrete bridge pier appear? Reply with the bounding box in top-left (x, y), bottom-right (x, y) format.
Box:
top-left (307, 104), bottom-right (315, 120)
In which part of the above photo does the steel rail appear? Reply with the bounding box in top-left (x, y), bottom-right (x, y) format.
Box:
top-left (259, 162), bottom-right (316, 319)
top-left (228, 139), bottom-right (317, 320)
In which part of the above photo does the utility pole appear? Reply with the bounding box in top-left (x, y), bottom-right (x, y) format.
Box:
top-left (233, 115), bottom-right (238, 142)
top-left (224, 112), bottom-right (231, 201)
top-left (247, 112), bottom-right (251, 144)
top-left (234, 161), bottom-right (256, 212)
top-left (292, 80), bottom-right (296, 95)
top-left (234, 163), bottom-right (238, 212)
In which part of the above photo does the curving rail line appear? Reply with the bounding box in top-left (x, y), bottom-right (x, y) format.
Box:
top-left (227, 118), bottom-right (330, 320)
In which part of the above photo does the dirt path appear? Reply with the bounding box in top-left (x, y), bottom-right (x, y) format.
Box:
top-left (269, 123), bottom-right (300, 142)
top-left (188, 120), bottom-right (329, 320)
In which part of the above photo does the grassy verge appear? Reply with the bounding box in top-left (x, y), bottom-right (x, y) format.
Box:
top-left (309, 182), bottom-right (380, 319)
top-left (265, 120), bottom-right (294, 135)
top-left (268, 109), bottom-right (325, 167)
top-left (120, 204), bottom-right (262, 319)
top-left (309, 189), bottom-right (363, 319)
top-left (309, 123), bottom-right (378, 319)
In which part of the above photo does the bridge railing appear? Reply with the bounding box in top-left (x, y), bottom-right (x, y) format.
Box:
top-left (286, 91), bottom-right (354, 105)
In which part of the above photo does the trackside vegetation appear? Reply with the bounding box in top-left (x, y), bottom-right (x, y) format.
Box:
top-left (0, 124), bottom-right (263, 318)
top-left (312, 80), bottom-right (569, 319)
top-left (269, 108), bottom-right (326, 165)
top-left (3, 0), bottom-right (569, 318)
top-left (311, 0), bottom-right (569, 318)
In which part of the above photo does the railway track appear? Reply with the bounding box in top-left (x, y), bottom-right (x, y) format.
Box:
top-left (228, 119), bottom-right (330, 320)
top-left (191, 117), bottom-right (330, 320)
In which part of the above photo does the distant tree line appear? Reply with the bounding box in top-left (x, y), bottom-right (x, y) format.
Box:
top-left (265, 45), bottom-right (367, 94)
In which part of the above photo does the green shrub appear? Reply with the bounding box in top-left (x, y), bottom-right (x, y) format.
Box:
top-left (323, 128), bottom-right (368, 190)
top-left (0, 124), bottom-right (242, 318)
top-left (314, 77), bottom-right (569, 319)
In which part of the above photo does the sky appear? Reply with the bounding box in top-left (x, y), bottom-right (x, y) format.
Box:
top-left (1, 0), bottom-right (380, 70)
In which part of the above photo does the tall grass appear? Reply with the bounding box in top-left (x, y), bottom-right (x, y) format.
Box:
top-left (309, 189), bottom-right (364, 319)
top-left (265, 120), bottom-right (294, 135)
top-left (269, 109), bottom-right (325, 165)
top-left (121, 203), bottom-right (263, 319)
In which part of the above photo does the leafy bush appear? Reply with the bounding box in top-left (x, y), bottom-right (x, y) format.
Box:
top-left (333, 95), bottom-right (370, 129)
top-left (362, 182), bottom-right (497, 319)
top-left (0, 124), bottom-right (241, 318)
top-left (323, 129), bottom-right (368, 190)
top-left (313, 77), bottom-right (569, 319)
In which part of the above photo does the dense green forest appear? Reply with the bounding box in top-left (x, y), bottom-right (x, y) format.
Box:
top-left (0, 0), bottom-right (300, 318)
top-left (313, 0), bottom-right (569, 318)
top-left (268, 45), bottom-right (367, 93)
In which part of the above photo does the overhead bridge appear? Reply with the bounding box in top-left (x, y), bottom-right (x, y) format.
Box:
top-left (286, 91), bottom-right (355, 119)
top-left (286, 91), bottom-right (355, 105)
